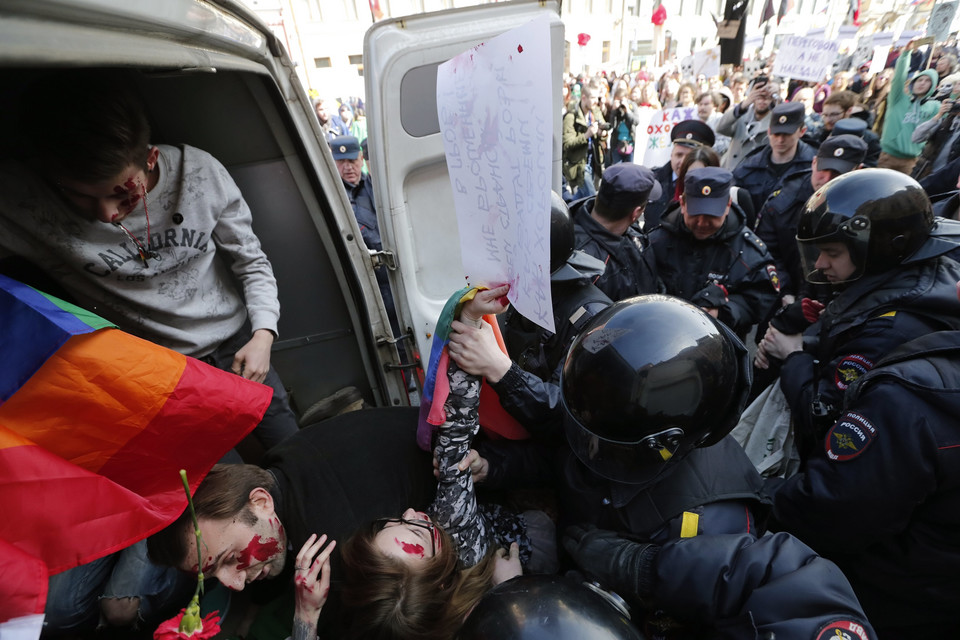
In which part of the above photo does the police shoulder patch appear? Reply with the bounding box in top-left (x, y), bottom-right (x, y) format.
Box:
top-left (834, 354), bottom-right (874, 390)
top-left (816, 619), bottom-right (872, 639)
top-left (825, 411), bottom-right (877, 462)
top-left (765, 264), bottom-right (780, 292)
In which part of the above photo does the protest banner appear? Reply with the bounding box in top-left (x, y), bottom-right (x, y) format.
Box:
top-left (436, 15), bottom-right (554, 332)
top-left (928, 2), bottom-right (959, 44)
top-left (640, 106), bottom-right (698, 169)
top-left (772, 35), bottom-right (840, 82)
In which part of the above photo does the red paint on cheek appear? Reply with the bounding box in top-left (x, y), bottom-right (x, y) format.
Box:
top-left (236, 536), bottom-right (281, 570)
top-left (395, 538), bottom-right (425, 558)
top-left (517, 44), bottom-right (523, 53)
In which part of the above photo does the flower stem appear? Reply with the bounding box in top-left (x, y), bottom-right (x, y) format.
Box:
top-left (179, 469), bottom-right (204, 598)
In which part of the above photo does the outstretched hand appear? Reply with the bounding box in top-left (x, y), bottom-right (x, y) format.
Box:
top-left (460, 285), bottom-right (510, 326)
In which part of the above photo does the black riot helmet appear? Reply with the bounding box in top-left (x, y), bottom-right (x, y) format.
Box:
top-left (550, 191), bottom-right (576, 274)
top-left (560, 295), bottom-right (750, 487)
top-left (458, 575), bottom-right (646, 640)
top-left (797, 168), bottom-right (934, 285)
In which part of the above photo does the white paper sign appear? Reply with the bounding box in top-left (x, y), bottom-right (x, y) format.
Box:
top-left (869, 45), bottom-right (891, 74)
top-left (928, 1), bottom-right (959, 43)
top-left (772, 35), bottom-right (841, 82)
top-left (693, 47), bottom-right (722, 78)
top-left (852, 35), bottom-right (874, 68)
top-left (436, 15), bottom-right (554, 332)
top-left (640, 107), bottom-right (698, 169)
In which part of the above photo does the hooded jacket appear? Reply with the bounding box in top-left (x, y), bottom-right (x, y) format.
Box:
top-left (880, 50), bottom-right (940, 158)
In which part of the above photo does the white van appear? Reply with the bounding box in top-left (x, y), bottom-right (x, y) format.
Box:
top-left (0, 0), bottom-right (562, 415)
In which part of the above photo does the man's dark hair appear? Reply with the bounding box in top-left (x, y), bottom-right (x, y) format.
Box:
top-left (19, 70), bottom-right (152, 182)
top-left (146, 464), bottom-right (276, 568)
top-left (593, 191), bottom-right (647, 223)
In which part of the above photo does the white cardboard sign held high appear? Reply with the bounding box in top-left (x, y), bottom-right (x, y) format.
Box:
top-left (772, 35), bottom-right (840, 82)
top-left (436, 15), bottom-right (555, 332)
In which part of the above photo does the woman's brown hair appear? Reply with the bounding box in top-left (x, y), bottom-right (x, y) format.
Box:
top-left (340, 519), bottom-right (495, 640)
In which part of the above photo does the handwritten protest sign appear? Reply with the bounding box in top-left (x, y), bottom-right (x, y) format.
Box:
top-left (772, 35), bottom-right (840, 82)
top-left (640, 107), bottom-right (698, 168)
top-left (928, 2), bottom-right (959, 44)
top-left (436, 15), bottom-right (554, 332)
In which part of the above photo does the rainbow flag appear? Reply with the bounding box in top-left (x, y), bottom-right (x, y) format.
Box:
top-left (416, 286), bottom-right (529, 451)
top-left (0, 275), bottom-right (273, 626)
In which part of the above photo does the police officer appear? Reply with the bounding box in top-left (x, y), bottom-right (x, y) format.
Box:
top-left (769, 329), bottom-right (960, 636)
top-left (569, 163), bottom-right (661, 302)
top-left (467, 296), bottom-right (767, 541)
top-left (461, 296), bottom-right (778, 633)
top-left (756, 134), bottom-right (869, 302)
top-left (644, 119), bottom-right (716, 230)
top-left (758, 169), bottom-right (960, 462)
top-left (733, 102), bottom-right (818, 219)
top-left (648, 167), bottom-right (780, 339)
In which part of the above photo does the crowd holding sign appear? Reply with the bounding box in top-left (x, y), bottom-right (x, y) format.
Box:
top-left (437, 15), bottom-right (554, 332)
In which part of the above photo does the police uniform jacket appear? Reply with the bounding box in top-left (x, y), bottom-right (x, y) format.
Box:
top-left (772, 331), bottom-right (960, 633)
top-left (571, 197), bottom-right (660, 302)
top-left (732, 140), bottom-right (817, 219)
top-left (755, 169), bottom-right (815, 297)
top-left (479, 435), bottom-right (767, 544)
top-left (648, 203), bottom-right (780, 338)
top-left (642, 161), bottom-right (675, 230)
top-left (650, 532), bottom-right (876, 639)
top-left (779, 257), bottom-right (960, 460)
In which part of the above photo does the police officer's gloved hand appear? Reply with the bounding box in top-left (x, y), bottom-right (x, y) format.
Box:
top-left (562, 524), bottom-right (660, 601)
top-left (690, 282), bottom-right (728, 309)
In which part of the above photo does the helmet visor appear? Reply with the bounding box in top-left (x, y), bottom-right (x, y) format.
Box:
top-left (564, 413), bottom-right (687, 486)
top-left (797, 236), bottom-right (863, 285)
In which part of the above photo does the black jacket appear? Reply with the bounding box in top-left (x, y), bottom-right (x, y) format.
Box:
top-left (643, 162), bottom-right (675, 230)
top-left (479, 435), bottom-right (767, 542)
top-left (779, 257), bottom-right (960, 459)
top-left (571, 198), bottom-right (660, 302)
top-left (755, 169), bottom-right (815, 297)
top-left (772, 331), bottom-right (960, 633)
top-left (648, 203), bottom-right (780, 338)
top-left (733, 141), bottom-right (817, 222)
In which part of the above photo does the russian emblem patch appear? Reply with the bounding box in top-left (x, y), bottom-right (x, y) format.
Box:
top-left (834, 354), bottom-right (874, 390)
top-left (816, 620), bottom-right (872, 639)
top-left (825, 411), bottom-right (877, 462)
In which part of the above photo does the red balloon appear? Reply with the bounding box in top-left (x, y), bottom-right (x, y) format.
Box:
top-left (577, 32), bottom-right (591, 47)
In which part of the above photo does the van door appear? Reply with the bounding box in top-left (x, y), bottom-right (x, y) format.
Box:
top-left (364, 0), bottom-right (564, 364)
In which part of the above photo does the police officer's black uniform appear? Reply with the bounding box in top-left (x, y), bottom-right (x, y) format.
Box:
top-left (772, 330), bottom-right (960, 635)
top-left (648, 201), bottom-right (780, 339)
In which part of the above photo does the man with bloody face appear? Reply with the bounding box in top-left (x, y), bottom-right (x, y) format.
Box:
top-left (148, 409), bottom-right (435, 639)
